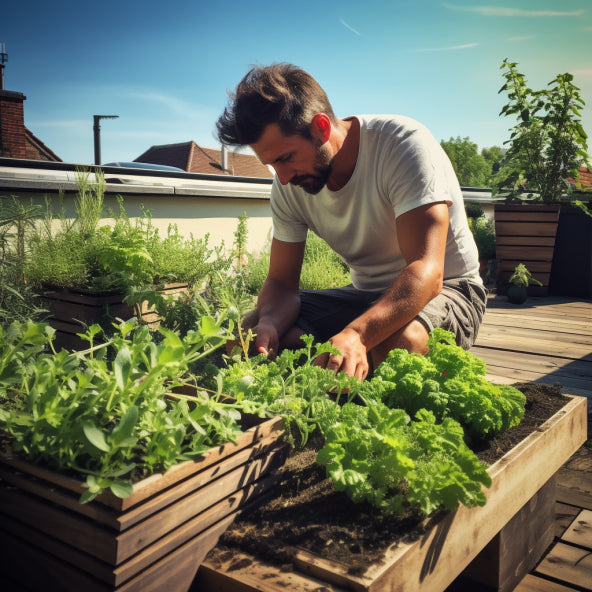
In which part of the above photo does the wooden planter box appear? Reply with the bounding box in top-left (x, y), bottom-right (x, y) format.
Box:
top-left (0, 413), bottom-right (287, 592)
top-left (43, 283), bottom-right (188, 350)
top-left (494, 204), bottom-right (560, 296)
top-left (196, 394), bottom-right (587, 592)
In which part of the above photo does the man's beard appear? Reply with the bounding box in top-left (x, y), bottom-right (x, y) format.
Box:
top-left (290, 143), bottom-right (333, 195)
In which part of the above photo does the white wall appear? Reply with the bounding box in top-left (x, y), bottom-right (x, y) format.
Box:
top-left (0, 165), bottom-right (274, 255)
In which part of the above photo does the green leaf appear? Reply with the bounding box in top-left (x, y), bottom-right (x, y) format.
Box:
top-left (110, 405), bottom-right (139, 446)
top-left (109, 480), bottom-right (134, 499)
top-left (83, 421), bottom-right (110, 452)
top-left (199, 316), bottom-right (222, 338)
top-left (114, 347), bottom-right (132, 390)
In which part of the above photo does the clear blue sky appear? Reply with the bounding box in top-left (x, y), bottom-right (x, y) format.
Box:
top-left (2, 0), bottom-right (591, 166)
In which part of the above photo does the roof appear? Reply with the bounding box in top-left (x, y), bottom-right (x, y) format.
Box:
top-left (574, 167), bottom-right (592, 189)
top-left (24, 127), bottom-right (62, 162)
top-left (134, 141), bottom-right (273, 178)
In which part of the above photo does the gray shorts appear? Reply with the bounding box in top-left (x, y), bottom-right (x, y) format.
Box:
top-left (295, 279), bottom-right (487, 350)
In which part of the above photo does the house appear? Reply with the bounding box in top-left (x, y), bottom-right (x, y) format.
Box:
top-left (135, 141), bottom-right (273, 178)
top-left (0, 89), bottom-right (61, 161)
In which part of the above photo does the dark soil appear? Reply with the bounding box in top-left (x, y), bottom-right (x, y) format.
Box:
top-left (209, 383), bottom-right (573, 575)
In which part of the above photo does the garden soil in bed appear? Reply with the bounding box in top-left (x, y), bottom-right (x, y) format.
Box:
top-left (208, 383), bottom-right (573, 576)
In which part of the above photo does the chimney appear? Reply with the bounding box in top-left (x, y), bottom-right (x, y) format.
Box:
top-left (220, 144), bottom-right (233, 174)
top-left (0, 43), bottom-right (27, 159)
top-left (0, 90), bottom-right (27, 159)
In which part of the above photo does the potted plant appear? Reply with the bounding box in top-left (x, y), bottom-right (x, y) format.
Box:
top-left (493, 59), bottom-right (590, 295)
top-left (507, 263), bottom-right (542, 304)
top-left (0, 317), bottom-right (286, 591)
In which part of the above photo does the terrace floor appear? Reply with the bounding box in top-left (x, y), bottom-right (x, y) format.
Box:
top-left (469, 293), bottom-right (592, 592)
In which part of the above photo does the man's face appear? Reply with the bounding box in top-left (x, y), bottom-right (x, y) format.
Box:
top-left (251, 123), bottom-right (333, 195)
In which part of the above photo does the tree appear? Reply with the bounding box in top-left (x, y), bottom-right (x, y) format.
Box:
top-left (440, 137), bottom-right (491, 187)
top-left (481, 146), bottom-right (503, 176)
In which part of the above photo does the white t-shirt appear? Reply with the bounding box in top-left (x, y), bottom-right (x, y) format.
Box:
top-left (271, 114), bottom-right (481, 291)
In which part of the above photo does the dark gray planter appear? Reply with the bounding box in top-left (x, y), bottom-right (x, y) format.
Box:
top-left (549, 205), bottom-right (592, 298)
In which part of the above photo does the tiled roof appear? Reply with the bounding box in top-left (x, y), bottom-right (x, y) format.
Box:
top-left (134, 141), bottom-right (273, 178)
top-left (24, 127), bottom-right (62, 162)
top-left (573, 167), bottom-right (592, 189)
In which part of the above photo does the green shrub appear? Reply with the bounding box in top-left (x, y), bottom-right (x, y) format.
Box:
top-left (300, 233), bottom-right (350, 289)
top-left (472, 217), bottom-right (496, 260)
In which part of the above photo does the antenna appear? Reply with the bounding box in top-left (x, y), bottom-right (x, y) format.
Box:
top-left (0, 43), bottom-right (7, 91)
top-left (93, 114), bottom-right (119, 165)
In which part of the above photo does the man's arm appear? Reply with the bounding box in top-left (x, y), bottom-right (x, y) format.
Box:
top-left (252, 237), bottom-right (306, 356)
top-left (318, 202), bottom-right (449, 379)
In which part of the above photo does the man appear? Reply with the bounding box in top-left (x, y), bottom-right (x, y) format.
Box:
top-left (216, 63), bottom-right (486, 380)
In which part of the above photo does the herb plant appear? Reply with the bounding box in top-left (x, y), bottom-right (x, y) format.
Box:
top-left (0, 315), bottom-right (264, 503)
top-left (509, 263), bottom-right (542, 288)
top-left (220, 334), bottom-right (361, 444)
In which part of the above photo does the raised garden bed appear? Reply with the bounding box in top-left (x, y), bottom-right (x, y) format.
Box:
top-left (197, 386), bottom-right (587, 592)
top-left (42, 282), bottom-right (188, 350)
top-left (0, 413), bottom-right (287, 592)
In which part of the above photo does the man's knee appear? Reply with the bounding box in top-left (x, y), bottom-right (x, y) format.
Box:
top-left (370, 319), bottom-right (430, 368)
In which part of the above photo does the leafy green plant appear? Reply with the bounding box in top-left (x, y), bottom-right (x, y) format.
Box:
top-left (317, 402), bottom-right (492, 516)
top-left (495, 59), bottom-right (590, 203)
top-left (0, 316), bottom-right (264, 503)
top-left (509, 263), bottom-right (542, 288)
top-left (220, 334), bottom-right (360, 444)
top-left (221, 329), bottom-right (522, 517)
top-left (364, 329), bottom-right (526, 439)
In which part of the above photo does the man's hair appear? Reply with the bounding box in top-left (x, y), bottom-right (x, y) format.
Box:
top-left (216, 63), bottom-right (336, 146)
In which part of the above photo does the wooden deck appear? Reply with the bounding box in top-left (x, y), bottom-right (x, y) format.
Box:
top-left (468, 294), bottom-right (592, 592)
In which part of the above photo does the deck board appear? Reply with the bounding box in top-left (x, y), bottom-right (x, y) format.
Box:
top-left (470, 294), bottom-right (592, 592)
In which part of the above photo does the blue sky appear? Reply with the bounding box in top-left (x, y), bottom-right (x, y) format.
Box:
top-left (2, 0), bottom-right (591, 165)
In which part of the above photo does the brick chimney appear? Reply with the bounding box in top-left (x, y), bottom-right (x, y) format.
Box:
top-left (0, 90), bottom-right (27, 158)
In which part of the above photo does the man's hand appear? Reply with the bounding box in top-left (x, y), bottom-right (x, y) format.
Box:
top-left (252, 318), bottom-right (280, 358)
top-left (313, 328), bottom-right (369, 381)
top-left (225, 311), bottom-right (280, 358)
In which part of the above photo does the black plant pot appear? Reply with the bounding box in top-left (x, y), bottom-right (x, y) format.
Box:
top-left (549, 205), bottom-right (592, 298)
top-left (507, 285), bottom-right (528, 304)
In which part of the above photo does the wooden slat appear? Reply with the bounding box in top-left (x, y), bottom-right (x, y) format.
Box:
top-left (514, 573), bottom-right (582, 591)
top-left (495, 221), bottom-right (559, 237)
top-left (534, 542), bottom-right (592, 590)
top-left (560, 509), bottom-right (592, 548)
top-left (556, 467), bottom-right (592, 511)
top-left (496, 235), bottom-right (557, 247)
top-left (475, 332), bottom-right (592, 361)
top-left (496, 245), bottom-right (555, 261)
top-left (555, 502), bottom-right (580, 538)
top-left (482, 312), bottom-right (592, 337)
top-left (476, 321), bottom-right (592, 351)
top-left (196, 556), bottom-right (350, 592)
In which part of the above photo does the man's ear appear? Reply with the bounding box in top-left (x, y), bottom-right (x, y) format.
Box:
top-left (311, 114), bottom-right (331, 144)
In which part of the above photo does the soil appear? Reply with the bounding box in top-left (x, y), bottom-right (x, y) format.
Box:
top-left (208, 383), bottom-right (574, 576)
